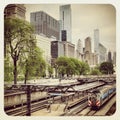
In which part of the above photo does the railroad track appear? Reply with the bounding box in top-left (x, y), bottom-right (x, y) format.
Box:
top-left (63, 96), bottom-right (88, 116)
top-left (5, 95), bottom-right (61, 116)
top-left (85, 110), bottom-right (97, 116)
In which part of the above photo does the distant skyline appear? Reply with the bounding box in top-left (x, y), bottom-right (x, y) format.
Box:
top-left (25, 4), bottom-right (116, 53)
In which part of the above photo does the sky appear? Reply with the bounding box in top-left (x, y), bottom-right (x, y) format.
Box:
top-left (25, 4), bottom-right (116, 53)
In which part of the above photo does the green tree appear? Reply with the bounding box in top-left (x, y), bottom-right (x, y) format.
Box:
top-left (4, 18), bottom-right (36, 84)
top-left (56, 56), bottom-right (68, 77)
top-left (90, 68), bottom-right (101, 75)
top-left (4, 57), bottom-right (13, 82)
top-left (56, 57), bottom-right (90, 77)
top-left (79, 62), bottom-right (90, 75)
top-left (99, 62), bottom-right (114, 74)
top-left (66, 58), bottom-right (76, 76)
top-left (69, 58), bottom-right (82, 75)
top-left (48, 64), bottom-right (53, 78)
top-left (19, 47), bottom-right (46, 84)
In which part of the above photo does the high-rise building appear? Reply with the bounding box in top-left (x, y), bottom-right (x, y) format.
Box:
top-left (63, 41), bottom-right (75, 58)
top-left (36, 34), bottom-right (51, 63)
top-left (113, 51), bottom-right (116, 65)
top-left (60, 5), bottom-right (72, 42)
top-left (108, 51), bottom-right (112, 62)
top-left (98, 43), bottom-right (107, 63)
top-left (4, 4), bottom-right (26, 19)
top-left (76, 39), bottom-right (84, 61)
top-left (51, 41), bottom-right (64, 59)
top-left (30, 11), bottom-right (60, 40)
top-left (94, 29), bottom-right (99, 53)
top-left (85, 37), bottom-right (92, 53)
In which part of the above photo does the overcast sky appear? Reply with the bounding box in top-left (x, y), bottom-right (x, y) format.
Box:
top-left (25, 4), bottom-right (116, 53)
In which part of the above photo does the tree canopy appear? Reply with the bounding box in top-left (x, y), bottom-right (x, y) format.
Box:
top-left (99, 62), bottom-right (114, 74)
top-left (4, 17), bottom-right (36, 84)
top-left (56, 56), bottom-right (90, 77)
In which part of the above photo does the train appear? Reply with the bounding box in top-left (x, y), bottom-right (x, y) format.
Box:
top-left (88, 84), bottom-right (116, 109)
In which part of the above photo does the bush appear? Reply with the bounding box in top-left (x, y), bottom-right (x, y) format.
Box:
top-left (90, 69), bottom-right (101, 75)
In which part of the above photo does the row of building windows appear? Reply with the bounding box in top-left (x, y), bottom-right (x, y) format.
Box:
top-left (33, 12), bottom-right (59, 29)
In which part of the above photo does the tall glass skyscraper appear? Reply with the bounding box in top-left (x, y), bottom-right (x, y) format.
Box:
top-left (60, 5), bottom-right (72, 42)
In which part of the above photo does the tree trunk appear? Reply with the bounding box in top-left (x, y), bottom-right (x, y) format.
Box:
top-left (13, 58), bottom-right (17, 84)
top-left (24, 70), bottom-right (28, 84)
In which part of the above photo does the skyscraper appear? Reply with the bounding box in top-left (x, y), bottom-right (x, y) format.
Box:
top-left (76, 39), bottom-right (84, 61)
top-left (77, 39), bottom-right (83, 53)
top-left (113, 51), bottom-right (116, 65)
top-left (94, 29), bottom-right (99, 53)
top-left (30, 11), bottom-right (60, 40)
top-left (60, 5), bottom-right (72, 42)
top-left (108, 51), bottom-right (112, 62)
top-left (4, 4), bottom-right (26, 19)
top-left (85, 37), bottom-right (92, 53)
top-left (98, 43), bottom-right (107, 63)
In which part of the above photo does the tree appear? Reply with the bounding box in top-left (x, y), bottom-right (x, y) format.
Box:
top-left (4, 57), bottom-right (13, 82)
top-left (4, 17), bottom-right (36, 84)
top-left (56, 57), bottom-right (68, 77)
top-left (79, 62), bottom-right (90, 75)
top-left (19, 47), bottom-right (46, 84)
top-left (90, 68), bottom-right (101, 75)
top-left (56, 57), bottom-right (90, 77)
top-left (69, 58), bottom-right (82, 75)
top-left (99, 62), bottom-right (114, 74)
top-left (48, 64), bottom-right (53, 78)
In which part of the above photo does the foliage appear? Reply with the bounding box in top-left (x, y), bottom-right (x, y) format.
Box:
top-left (56, 56), bottom-right (90, 77)
top-left (56, 57), bottom-right (68, 77)
top-left (4, 57), bottom-right (13, 82)
top-left (48, 64), bottom-right (53, 77)
top-left (99, 62), bottom-right (114, 74)
top-left (19, 47), bottom-right (46, 84)
top-left (90, 68), bottom-right (101, 75)
top-left (79, 61), bottom-right (90, 75)
top-left (4, 17), bottom-right (36, 84)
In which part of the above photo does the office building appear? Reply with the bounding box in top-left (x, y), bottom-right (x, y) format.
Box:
top-left (63, 41), bottom-right (75, 58)
top-left (30, 11), bottom-right (60, 40)
top-left (113, 51), bottom-right (116, 65)
top-left (76, 39), bottom-right (84, 61)
top-left (60, 5), bottom-right (72, 42)
top-left (98, 43), bottom-right (107, 63)
top-left (4, 4), bottom-right (26, 19)
top-left (108, 51), bottom-right (112, 63)
top-left (51, 41), bottom-right (64, 59)
top-left (36, 34), bottom-right (51, 64)
top-left (94, 29), bottom-right (99, 53)
top-left (85, 37), bottom-right (92, 53)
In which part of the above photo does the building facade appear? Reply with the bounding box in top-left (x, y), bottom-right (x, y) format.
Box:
top-left (51, 41), bottom-right (64, 59)
top-left (85, 37), bottom-right (92, 53)
top-left (63, 41), bottom-right (75, 58)
top-left (98, 43), bottom-right (107, 63)
top-left (60, 5), bottom-right (72, 42)
top-left (36, 34), bottom-right (51, 64)
top-left (108, 51), bottom-right (112, 63)
top-left (94, 29), bottom-right (99, 54)
top-left (76, 39), bottom-right (84, 61)
top-left (30, 11), bottom-right (60, 40)
top-left (113, 51), bottom-right (116, 65)
top-left (4, 4), bottom-right (26, 19)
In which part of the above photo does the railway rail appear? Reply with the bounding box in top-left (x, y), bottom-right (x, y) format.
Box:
top-left (64, 95), bottom-right (116, 116)
top-left (4, 76), bottom-right (116, 116)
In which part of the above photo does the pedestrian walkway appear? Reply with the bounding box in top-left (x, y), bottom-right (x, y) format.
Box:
top-left (31, 104), bottom-right (66, 116)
